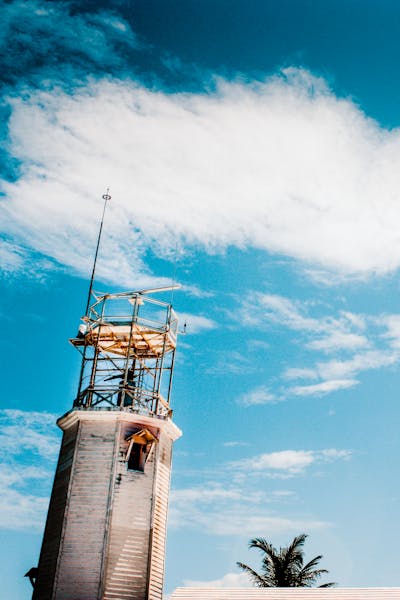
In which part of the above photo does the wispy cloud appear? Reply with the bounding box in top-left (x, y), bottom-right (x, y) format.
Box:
top-left (238, 293), bottom-right (368, 353)
top-left (169, 502), bottom-right (328, 537)
top-left (170, 448), bottom-right (347, 536)
top-left (177, 312), bottom-right (217, 334)
top-left (284, 367), bottom-right (319, 380)
top-left (284, 349), bottom-right (399, 398)
top-left (0, 480), bottom-right (50, 531)
top-left (317, 350), bottom-right (399, 380)
top-left (237, 293), bottom-right (400, 400)
top-left (231, 448), bottom-right (351, 477)
top-left (239, 294), bottom-right (319, 330)
top-left (0, 409), bottom-right (59, 531)
top-left (307, 331), bottom-right (368, 352)
top-left (381, 314), bottom-right (400, 348)
top-left (0, 409), bottom-right (59, 457)
top-left (0, 239), bottom-right (58, 280)
top-left (169, 484), bottom-right (327, 537)
top-left (206, 351), bottom-right (257, 376)
top-left (222, 441), bottom-right (250, 448)
top-left (282, 350), bottom-right (400, 397)
top-left (0, 240), bottom-right (25, 273)
top-left (289, 379), bottom-right (359, 397)
top-left (237, 385), bottom-right (277, 406)
top-left (182, 572), bottom-right (250, 589)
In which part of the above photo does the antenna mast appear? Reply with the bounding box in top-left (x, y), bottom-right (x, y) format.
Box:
top-left (85, 188), bottom-right (111, 315)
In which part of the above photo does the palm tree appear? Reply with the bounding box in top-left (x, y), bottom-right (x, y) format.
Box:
top-left (237, 533), bottom-right (335, 588)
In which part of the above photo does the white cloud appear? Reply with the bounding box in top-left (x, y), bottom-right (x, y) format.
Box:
top-left (169, 445), bottom-right (345, 537)
top-left (319, 448), bottom-right (352, 461)
top-left (307, 331), bottom-right (368, 352)
top-left (243, 450), bottom-right (315, 473)
top-left (0, 461), bottom-right (53, 531)
top-left (272, 490), bottom-right (296, 498)
top-left (177, 312), bottom-right (217, 334)
top-left (170, 485), bottom-right (248, 504)
top-left (236, 292), bottom-right (400, 399)
top-left (283, 348), bottom-right (400, 398)
top-left (283, 367), bottom-right (319, 380)
top-left (0, 240), bottom-right (25, 273)
top-left (341, 311), bottom-right (367, 331)
top-left (212, 514), bottom-right (328, 537)
top-left (169, 501), bottom-right (328, 537)
top-left (206, 351), bottom-right (256, 375)
top-left (232, 448), bottom-right (351, 476)
top-left (0, 409), bottom-right (59, 531)
top-left (239, 294), bottom-right (318, 331)
top-left (222, 441), bottom-right (250, 447)
top-left (233, 450), bottom-right (314, 475)
top-left (0, 409), bottom-right (59, 457)
top-left (5, 70), bottom-right (400, 283)
top-left (0, 484), bottom-right (49, 531)
top-left (317, 350), bottom-right (399, 380)
top-left (237, 385), bottom-right (277, 406)
top-left (247, 339), bottom-right (270, 351)
top-left (238, 293), bottom-right (368, 354)
top-left (289, 378), bottom-right (359, 397)
top-left (169, 490), bottom-right (327, 537)
top-left (182, 572), bottom-right (250, 589)
top-left (0, 240), bottom-right (57, 280)
top-left (0, 464), bottom-right (49, 488)
top-left (381, 314), bottom-right (400, 348)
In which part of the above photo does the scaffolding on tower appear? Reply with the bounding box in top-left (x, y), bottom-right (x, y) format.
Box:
top-left (70, 286), bottom-right (179, 417)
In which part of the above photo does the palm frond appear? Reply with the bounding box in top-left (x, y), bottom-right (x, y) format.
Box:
top-left (236, 562), bottom-right (270, 587)
top-left (287, 533), bottom-right (308, 551)
top-left (301, 555), bottom-right (324, 572)
top-left (249, 537), bottom-right (276, 557)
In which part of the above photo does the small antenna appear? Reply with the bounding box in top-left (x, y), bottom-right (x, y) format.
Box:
top-left (85, 188), bottom-right (111, 316)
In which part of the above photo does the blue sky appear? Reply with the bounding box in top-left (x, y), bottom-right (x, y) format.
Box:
top-left (2, 1), bottom-right (400, 597)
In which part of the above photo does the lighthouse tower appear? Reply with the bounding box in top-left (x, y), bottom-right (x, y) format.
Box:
top-left (33, 286), bottom-right (182, 600)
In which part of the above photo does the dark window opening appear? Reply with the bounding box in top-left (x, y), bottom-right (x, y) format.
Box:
top-left (125, 428), bottom-right (157, 473)
top-left (127, 442), bottom-right (146, 472)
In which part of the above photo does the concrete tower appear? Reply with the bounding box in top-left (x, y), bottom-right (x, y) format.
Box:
top-left (33, 287), bottom-right (182, 600)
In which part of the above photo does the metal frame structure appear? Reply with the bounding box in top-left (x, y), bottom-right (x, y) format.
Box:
top-left (70, 287), bottom-right (179, 418)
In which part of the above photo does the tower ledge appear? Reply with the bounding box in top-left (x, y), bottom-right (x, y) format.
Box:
top-left (57, 407), bottom-right (182, 441)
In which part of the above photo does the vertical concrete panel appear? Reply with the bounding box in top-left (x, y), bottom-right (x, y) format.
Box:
top-left (33, 423), bottom-right (79, 600)
top-left (103, 421), bottom-right (158, 600)
top-left (148, 432), bottom-right (173, 600)
top-left (53, 419), bottom-right (117, 600)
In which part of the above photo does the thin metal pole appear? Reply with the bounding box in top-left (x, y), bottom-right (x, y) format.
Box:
top-left (85, 189), bottom-right (111, 316)
top-left (119, 298), bottom-right (137, 407)
top-left (154, 305), bottom-right (170, 415)
top-left (166, 348), bottom-right (176, 406)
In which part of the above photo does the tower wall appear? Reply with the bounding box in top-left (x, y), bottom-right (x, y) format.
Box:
top-left (33, 410), bottom-right (181, 600)
top-left (103, 423), bottom-right (173, 599)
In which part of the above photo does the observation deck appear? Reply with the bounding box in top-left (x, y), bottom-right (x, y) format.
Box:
top-left (70, 288), bottom-right (179, 415)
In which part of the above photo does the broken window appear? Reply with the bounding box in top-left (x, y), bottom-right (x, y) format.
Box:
top-left (127, 443), bottom-right (146, 472)
top-left (125, 428), bottom-right (157, 472)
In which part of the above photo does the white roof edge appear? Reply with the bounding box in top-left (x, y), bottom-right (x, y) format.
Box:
top-left (169, 588), bottom-right (400, 599)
